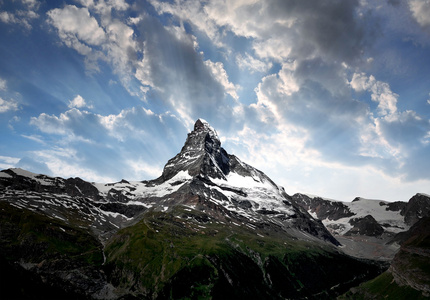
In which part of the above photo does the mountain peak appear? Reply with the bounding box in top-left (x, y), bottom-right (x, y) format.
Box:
top-left (159, 119), bottom-right (229, 181)
top-left (193, 118), bottom-right (220, 142)
top-left (194, 118), bottom-right (210, 131)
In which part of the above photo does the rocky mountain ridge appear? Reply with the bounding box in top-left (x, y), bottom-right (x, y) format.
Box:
top-left (1, 119), bottom-right (337, 246)
top-left (0, 119), bottom-right (427, 299)
top-left (340, 216), bottom-right (430, 299)
top-left (290, 193), bottom-right (430, 261)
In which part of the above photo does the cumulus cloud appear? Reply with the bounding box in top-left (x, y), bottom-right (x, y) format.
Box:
top-left (0, 97), bottom-right (19, 113)
top-left (147, 0), bottom-right (378, 147)
top-left (149, 0), bottom-right (226, 48)
top-left (46, 3), bottom-right (141, 94)
top-left (25, 0), bottom-right (430, 193)
top-left (409, 0), bottom-right (430, 27)
top-left (347, 72), bottom-right (430, 180)
top-left (79, 0), bottom-right (129, 16)
top-left (68, 95), bottom-right (93, 109)
top-left (159, 0), bottom-right (369, 64)
top-left (47, 5), bottom-right (106, 46)
top-left (0, 78), bottom-right (7, 91)
top-left (350, 72), bottom-right (398, 116)
top-left (204, 60), bottom-right (239, 100)
top-left (0, 0), bottom-right (39, 30)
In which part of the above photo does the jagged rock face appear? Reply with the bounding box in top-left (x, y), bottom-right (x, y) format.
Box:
top-left (291, 193), bottom-right (354, 221)
top-left (291, 193), bottom-right (430, 238)
top-left (389, 216), bottom-right (430, 295)
top-left (401, 193), bottom-right (430, 225)
top-left (384, 200), bottom-right (407, 212)
top-left (345, 215), bottom-right (384, 237)
top-left (342, 216), bottom-right (430, 299)
top-left (292, 193), bottom-right (430, 261)
top-left (161, 119), bottom-right (230, 181)
top-left (153, 119), bottom-right (338, 245)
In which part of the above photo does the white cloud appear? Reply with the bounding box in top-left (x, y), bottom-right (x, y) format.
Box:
top-left (47, 3), bottom-right (140, 93)
top-left (0, 78), bottom-right (6, 91)
top-left (204, 60), bottom-right (239, 100)
top-left (277, 63), bottom-right (300, 96)
top-left (187, 0), bottom-right (365, 64)
top-left (0, 0), bottom-right (39, 29)
top-left (22, 0), bottom-right (39, 10)
top-left (30, 106), bottom-right (186, 148)
top-left (132, 16), bottom-right (239, 125)
top-left (0, 97), bottom-right (19, 113)
top-left (0, 11), bottom-right (33, 29)
top-left (0, 11), bottom-right (14, 23)
top-left (350, 72), bottom-right (398, 116)
top-left (350, 72), bottom-right (375, 92)
top-left (149, 0), bottom-right (226, 48)
top-left (409, 0), bottom-right (430, 27)
top-left (68, 95), bottom-right (93, 109)
top-left (30, 147), bottom-right (116, 182)
top-left (79, 0), bottom-right (129, 16)
top-left (126, 158), bottom-right (163, 179)
top-left (21, 134), bottom-right (45, 144)
top-left (253, 37), bottom-right (293, 62)
top-left (0, 155), bottom-right (20, 170)
top-left (47, 5), bottom-right (106, 46)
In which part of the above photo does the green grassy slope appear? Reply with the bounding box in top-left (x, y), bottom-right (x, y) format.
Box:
top-left (339, 217), bottom-right (430, 299)
top-left (104, 206), bottom-right (386, 299)
top-left (0, 201), bottom-right (105, 299)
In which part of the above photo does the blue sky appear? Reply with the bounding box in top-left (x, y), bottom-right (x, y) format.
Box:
top-left (1, 0), bottom-right (430, 202)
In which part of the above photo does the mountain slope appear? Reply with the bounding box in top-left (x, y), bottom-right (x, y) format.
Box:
top-left (291, 193), bottom-right (430, 261)
top-left (104, 206), bottom-right (386, 299)
top-left (339, 216), bottom-right (430, 299)
top-left (0, 119), bottom-right (392, 299)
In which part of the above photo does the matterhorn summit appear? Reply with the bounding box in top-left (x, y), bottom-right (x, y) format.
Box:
top-left (160, 118), bottom-right (230, 181)
top-left (150, 119), bottom-right (338, 244)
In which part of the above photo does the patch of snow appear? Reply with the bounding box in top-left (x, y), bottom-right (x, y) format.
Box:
top-left (0, 171), bottom-right (12, 178)
top-left (303, 193), bottom-right (342, 202)
top-left (125, 201), bottom-right (150, 207)
top-left (94, 170), bottom-right (192, 199)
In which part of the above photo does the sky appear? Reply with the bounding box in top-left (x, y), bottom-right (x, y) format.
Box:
top-left (1, 0), bottom-right (430, 202)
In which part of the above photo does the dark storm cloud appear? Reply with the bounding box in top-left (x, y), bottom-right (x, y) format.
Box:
top-left (260, 0), bottom-right (371, 64)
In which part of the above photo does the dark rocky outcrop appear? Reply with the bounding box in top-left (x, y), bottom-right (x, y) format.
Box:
top-left (401, 193), bottom-right (430, 226)
top-left (345, 215), bottom-right (385, 237)
top-left (341, 216), bottom-right (430, 299)
top-left (291, 193), bottom-right (355, 221)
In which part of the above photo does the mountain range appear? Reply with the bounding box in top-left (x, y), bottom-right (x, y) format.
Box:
top-left (0, 119), bottom-right (429, 299)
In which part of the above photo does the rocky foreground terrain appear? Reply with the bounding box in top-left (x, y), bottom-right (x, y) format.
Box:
top-left (0, 119), bottom-right (429, 299)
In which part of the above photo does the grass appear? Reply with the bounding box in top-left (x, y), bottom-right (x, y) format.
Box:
top-left (339, 271), bottom-right (427, 300)
top-left (104, 206), bottom-right (382, 299)
top-left (0, 201), bottom-right (103, 266)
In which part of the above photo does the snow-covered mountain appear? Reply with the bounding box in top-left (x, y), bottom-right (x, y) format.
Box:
top-left (1, 118), bottom-right (427, 299)
top-left (0, 119), bottom-right (336, 245)
top-left (291, 193), bottom-right (430, 260)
